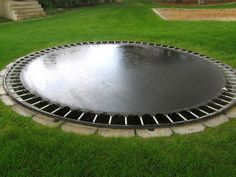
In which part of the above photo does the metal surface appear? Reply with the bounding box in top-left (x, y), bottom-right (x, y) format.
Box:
top-left (3, 41), bottom-right (236, 128)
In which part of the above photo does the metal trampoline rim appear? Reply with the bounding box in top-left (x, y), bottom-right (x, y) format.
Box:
top-left (3, 40), bottom-right (236, 129)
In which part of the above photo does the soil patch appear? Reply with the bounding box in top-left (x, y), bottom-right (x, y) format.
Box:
top-left (154, 8), bottom-right (236, 21)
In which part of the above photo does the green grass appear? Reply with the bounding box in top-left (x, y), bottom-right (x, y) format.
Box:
top-left (0, 1), bottom-right (236, 176)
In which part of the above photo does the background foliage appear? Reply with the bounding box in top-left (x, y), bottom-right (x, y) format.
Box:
top-left (39, 0), bottom-right (109, 9)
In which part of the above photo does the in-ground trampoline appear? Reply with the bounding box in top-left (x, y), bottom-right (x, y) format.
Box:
top-left (3, 41), bottom-right (236, 128)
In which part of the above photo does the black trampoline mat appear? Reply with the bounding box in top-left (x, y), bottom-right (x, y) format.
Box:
top-left (20, 43), bottom-right (226, 114)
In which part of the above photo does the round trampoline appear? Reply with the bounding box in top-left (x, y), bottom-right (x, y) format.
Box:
top-left (3, 41), bottom-right (236, 128)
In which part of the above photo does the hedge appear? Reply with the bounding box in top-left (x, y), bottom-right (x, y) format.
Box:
top-left (38, 0), bottom-right (110, 9)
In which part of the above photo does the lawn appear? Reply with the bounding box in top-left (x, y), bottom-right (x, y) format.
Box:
top-left (0, 1), bottom-right (236, 176)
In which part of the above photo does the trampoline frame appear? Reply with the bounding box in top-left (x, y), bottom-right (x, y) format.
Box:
top-left (3, 41), bottom-right (236, 129)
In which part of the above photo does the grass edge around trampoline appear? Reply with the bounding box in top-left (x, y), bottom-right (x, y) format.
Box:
top-left (0, 1), bottom-right (236, 176)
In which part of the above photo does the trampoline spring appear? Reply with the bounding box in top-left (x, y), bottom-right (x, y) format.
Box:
top-left (6, 82), bottom-right (21, 86)
top-left (11, 67), bottom-right (21, 70)
top-left (92, 114), bottom-right (98, 123)
top-left (228, 88), bottom-right (236, 91)
top-left (229, 83), bottom-right (236, 87)
top-left (72, 43), bottom-right (78, 46)
top-left (226, 75), bottom-right (235, 79)
top-left (228, 80), bottom-right (236, 83)
top-left (228, 83), bottom-right (236, 86)
top-left (224, 70), bottom-right (235, 73)
top-left (8, 71), bottom-right (20, 77)
top-left (230, 78), bottom-right (236, 85)
top-left (108, 115), bottom-right (112, 125)
top-left (224, 70), bottom-right (233, 74)
top-left (40, 104), bottom-right (51, 110)
top-left (216, 63), bottom-right (226, 67)
top-left (17, 60), bottom-right (28, 63)
top-left (198, 108), bottom-right (210, 115)
top-left (5, 78), bottom-right (20, 83)
top-left (6, 73), bottom-right (19, 76)
top-left (206, 105), bottom-right (218, 111)
top-left (7, 76), bottom-right (20, 79)
top-left (165, 114), bottom-right (174, 123)
top-left (77, 112), bottom-right (85, 120)
top-left (5, 82), bottom-right (21, 86)
top-left (188, 111), bottom-right (199, 118)
top-left (14, 93), bottom-right (30, 99)
top-left (32, 100), bottom-right (43, 106)
top-left (223, 95), bottom-right (235, 99)
top-left (5, 84), bottom-right (22, 88)
top-left (225, 70), bottom-right (234, 73)
top-left (11, 71), bottom-right (21, 73)
top-left (212, 101), bottom-right (224, 107)
top-left (6, 78), bottom-right (20, 82)
top-left (51, 107), bottom-right (61, 114)
top-left (152, 115), bottom-right (159, 125)
top-left (229, 78), bottom-right (236, 85)
top-left (177, 113), bottom-right (187, 121)
top-left (226, 73), bottom-right (236, 77)
top-left (17, 93), bottom-right (30, 97)
top-left (228, 81), bottom-right (236, 84)
top-left (219, 98), bottom-right (230, 104)
top-left (64, 110), bottom-right (72, 118)
top-left (228, 84), bottom-right (236, 87)
top-left (57, 45), bottom-right (65, 48)
top-left (23, 96), bottom-right (36, 102)
top-left (6, 78), bottom-right (19, 82)
top-left (11, 89), bottom-right (26, 93)
top-left (13, 95), bottom-right (23, 99)
top-left (228, 92), bottom-right (236, 96)
top-left (139, 116), bottom-right (144, 126)
top-left (227, 90), bottom-right (236, 95)
top-left (55, 46), bottom-right (64, 50)
top-left (125, 116), bottom-right (128, 125)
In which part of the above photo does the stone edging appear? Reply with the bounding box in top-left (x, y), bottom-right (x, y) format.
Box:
top-left (1, 66), bottom-right (235, 138)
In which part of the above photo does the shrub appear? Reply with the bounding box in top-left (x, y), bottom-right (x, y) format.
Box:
top-left (38, 0), bottom-right (108, 9)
